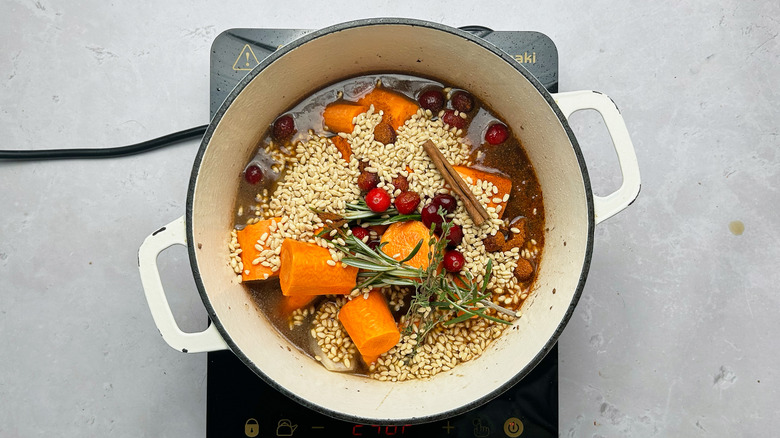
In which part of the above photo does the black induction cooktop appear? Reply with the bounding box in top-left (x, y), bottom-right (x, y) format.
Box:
top-left (206, 27), bottom-right (559, 438)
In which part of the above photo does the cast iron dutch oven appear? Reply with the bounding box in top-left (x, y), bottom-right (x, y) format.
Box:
top-left (138, 18), bottom-right (640, 425)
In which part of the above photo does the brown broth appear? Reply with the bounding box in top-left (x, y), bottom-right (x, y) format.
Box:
top-left (231, 73), bottom-right (545, 372)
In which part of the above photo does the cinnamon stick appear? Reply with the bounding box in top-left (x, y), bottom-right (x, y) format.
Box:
top-left (422, 140), bottom-right (490, 226)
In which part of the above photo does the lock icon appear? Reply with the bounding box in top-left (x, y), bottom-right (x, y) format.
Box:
top-left (245, 418), bottom-right (259, 437)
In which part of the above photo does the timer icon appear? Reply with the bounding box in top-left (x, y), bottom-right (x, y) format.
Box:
top-left (503, 417), bottom-right (524, 437)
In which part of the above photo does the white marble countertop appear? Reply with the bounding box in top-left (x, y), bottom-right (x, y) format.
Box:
top-left (1, 1), bottom-right (778, 436)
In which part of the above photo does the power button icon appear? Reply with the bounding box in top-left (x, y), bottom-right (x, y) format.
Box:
top-left (503, 417), bottom-right (524, 437)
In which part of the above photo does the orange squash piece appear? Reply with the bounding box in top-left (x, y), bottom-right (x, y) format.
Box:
top-left (278, 239), bottom-right (358, 296)
top-left (330, 135), bottom-right (353, 161)
top-left (452, 165), bottom-right (513, 218)
top-left (379, 220), bottom-right (435, 271)
top-left (323, 102), bottom-right (369, 134)
top-left (235, 218), bottom-right (282, 282)
top-left (338, 290), bottom-right (401, 364)
top-left (357, 88), bottom-right (420, 130)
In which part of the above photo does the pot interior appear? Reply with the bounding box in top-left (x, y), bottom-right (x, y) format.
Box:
top-left (188, 20), bottom-right (592, 423)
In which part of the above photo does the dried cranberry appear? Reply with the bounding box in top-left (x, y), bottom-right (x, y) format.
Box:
top-left (432, 193), bottom-right (457, 214)
top-left (421, 203), bottom-right (444, 233)
top-left (392, 175), bottom-right (409, 192)
top-left (367, 240), bottom-right (380, 250)
top-left (244, 164), bottom-right (263, 185)
top-left (483, 233), bottom-right (507, 253)
top-left (351, 226), bottom-right (370, 242)
top-left (443, 250), bottom-right (466, 273)
top-left (485, 123), bottom-right (509, 145)
top-left (394, 191), bottom-right (421, 215)
top-left (514, 258), bottom-right (534, 281)
top-left (357, 171), bottom-right (380, 192)
top-left (418, 88), bottom-right (445, 112)
top-left (365, 187), bottom-right (391, 213)
top-left (450, 90), bottom-right (474, 113)
top-left (441, 110), bottom-right (467, 129)
top-left (272, 114), bottom-right (295, 141)
top-left (444, 223), bottom-right (463, 247)
top-left (373, 122), bottom-right (396, 145)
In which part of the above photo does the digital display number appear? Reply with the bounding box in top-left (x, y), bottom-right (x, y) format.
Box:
top-left (352, 425), bottom-right (409, 435)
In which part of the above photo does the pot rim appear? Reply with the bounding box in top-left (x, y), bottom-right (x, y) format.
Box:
top-left (185, 17), bottom-right (595, 424)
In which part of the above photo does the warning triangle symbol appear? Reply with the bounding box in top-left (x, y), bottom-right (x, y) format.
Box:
top-left (233, 44), bottom-right (260, 71)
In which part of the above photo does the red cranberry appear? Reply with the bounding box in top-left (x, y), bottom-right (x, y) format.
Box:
top-left (432, 193), bottom-right (457, 214)
top-left (444, 224), bottom-right (463, 247)
top-left (485, 123), bottom-right (509, 145)
top-left (244, 164), bottom-right (263, 185)
top-left (441, 110), bottom-right (467, 129)
top-left (391, 175), bottom-right (409, 192)
top-left (357, 171), bottom-right (380, 192)
top-left (421, 203), bottom-right (444, 233)
top-left (351, 226), bottom-right (370, 242)
top-left (365, 188), bottom-right (391, 213)
top-left (418, 88), bottom-right (445, 112)
top-left (272, 114), bottom-right (295, 141)
top-left (450, 90), bottom-right (474, 113)
top-left (394, 191), bottom-right (421, 215)
top-left (367, 240), bottom-right (380, 250)
top-left (443, 250), bottom-right (466, 273)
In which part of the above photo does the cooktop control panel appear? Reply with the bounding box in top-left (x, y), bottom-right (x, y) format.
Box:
top-left (207, 345), bottom-right (557, 438)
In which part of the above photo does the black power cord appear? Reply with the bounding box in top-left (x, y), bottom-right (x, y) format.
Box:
top-left (0, 125), bottom-right (207, 161)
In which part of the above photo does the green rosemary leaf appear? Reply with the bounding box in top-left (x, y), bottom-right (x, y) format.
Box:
top-left (341, 258), bottom-right (397, 271)
top-left (344, 202), bottom-right (371, 211)
top-left (387, 268), bottom-right (423, 277)
top-left (445, 296), bottom-right (472, 314)
top-left (398, 238), bottom-right (424, 264)
top-left (358, 213), bottom-right (422, 226)
top-left (428, 299), bottom-right (452, 309)
top-left (481, 258), bottom-right (493, 294)
top-left (443, 311), bottom-right (475, 326)
top-left (356, 272), bottom-right (386, 290)
top-left (377, 278), bottom-right (419, 286)
top-left (344, 210), bottom-right (381, 219)
top-left (473, 311), bottom-right (513, 325)
top-left (329, 242), bottom-right (350, 255)
top-left (371, 242), bottom-right (405, 266)
top-left (347, 232), bottom-right (382, 256)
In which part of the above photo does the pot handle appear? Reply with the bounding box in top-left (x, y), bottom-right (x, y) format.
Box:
top-left (552, 90), bottom-right (641, 224)
top-left (138, 215), bottom-right (229, 353)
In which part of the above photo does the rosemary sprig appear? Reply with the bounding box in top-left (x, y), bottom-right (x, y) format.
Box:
top-left (313, 199), bottom-right (422, 227)
top-left (401, 218), bottom-right (516, 332)
top-left (319, 205), bottom-right (518, 352)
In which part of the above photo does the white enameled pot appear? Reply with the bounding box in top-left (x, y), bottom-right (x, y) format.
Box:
top-left (138, 18), bottom-right (640, 425)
